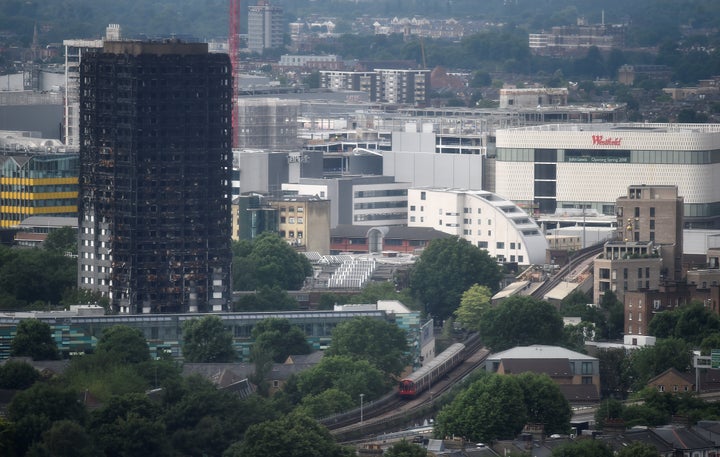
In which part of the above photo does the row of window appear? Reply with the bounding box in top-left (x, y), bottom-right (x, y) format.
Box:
top-left (0, 185), bottom-right (78, 193)
top-left (0, 199), bottom-right (76, 207)
top-left (279, 206), bottom-right (304, 213)
top-left (497, 147), bottom-right (720, 164)
top-left (353, 213), bottom-right (406, 222)
top-left (354, 189), bottom-right (407, 198)
top-left (280, 217), bottom-right (303, 224)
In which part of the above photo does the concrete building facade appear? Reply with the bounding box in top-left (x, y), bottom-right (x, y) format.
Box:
top-left (63, 25), bottom-right (120, 149)
top-left (78, 41), bottom-right (233, 314)
top-left (268, 195), bottom-right (331, 254)
top-left (247, 1), bottom-right (284, 53)
top-left (615, 185), bottom-right (684, 281)
top-left (594, 241), bottom-right (664, 304)
top-left (283, 175), bottom-right (409, 228)
top-left (0, 152), bottom-right (78, 228)
top-left (320, 69), bottom-right (430, 105)
top-left (494, 123), bottom-right (720, 228)
top-left (499, 88), bottom-right (568, 109)
top-left (406, 187), bottom-right (548, 265)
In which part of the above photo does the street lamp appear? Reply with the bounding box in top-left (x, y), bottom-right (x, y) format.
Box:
top-left (360, 393), bottom-right (365, 424)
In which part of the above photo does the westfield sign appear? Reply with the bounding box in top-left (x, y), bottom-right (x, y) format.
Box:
top-left (591, 135), bottom-right (622, 146)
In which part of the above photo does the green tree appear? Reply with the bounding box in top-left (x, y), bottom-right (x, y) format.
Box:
top-left (629, 338), bottom-right (692, 389)
top-left (11, 319), bottom-right (59, 360)
top-left (39, 420), bottom-right (94, 457)
top-left (296, 388), bottom-right (354, 419)
top-left (384, 440), bottom-right (428, 457)
top-left (551, 439), bottom-right (613, 457)
top-left (89, 393), bottom-right (171, 457)
top-left (182, 315), bottom-right (236, 363)
top-left (223, 411), bottom-right (353, 457)
top-left (352, 281), bottom-right (415, 307)
top-left (596, 348), bottom-right (632, 399)
top-left (251, 318), bottom-right (312, 363)
top-left (409, 237), bottom-right (502, 321)
top-left (621, 403), bottom-right (668, 427)
top-left (0, 247), bottom-right (76, 307)
top-left (63, 358), bottom-right (149, 403)
top-left (700, 333), bottom-right (720, 356)
top-left (598, 291), bottom-right (624, 340)
top-left (594, 398), bottom-right (623, 429)
top-left (233, 285), bottom-right (299, 312)
top-left (42, 227), bottom-right (77, 255)
top-left (0, 360), bottom-right (40, 389)
top-left (469, 70), bottom-right (492, 88)
top-left (435, 373), bottom-right (527, 442)
top-left (95, 325), bottom-right (150, 364)
top-left (289, 356), bottom-right (389, 405)
top-left (616, 442), bottom-right (660, 457)
top-left (326, 316), bottom-right (409, 375)
top-left (674, 302), bottom-right (720, 346)
top-left (479, 296), bottom-right (564, 351)
top-left (59, 288), bottom-right (110, 310)
top-left (8, 383), bottom-right (86, 455)
top-left (648, 310), bottom-right (678, 338)
top-left (161, 377), bottom-right (248, 456)
top-left (232, 233), bottom-right (312, 291)
top-left (516, 372), bottom-right (572, 435)
top-left (454, 284), bottom-right (492, 332)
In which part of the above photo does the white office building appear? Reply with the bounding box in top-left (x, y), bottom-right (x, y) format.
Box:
top-left (283, 176), bottom-right (409, 228)
top-left (494, 123), bottom-right (720, 228)
top-left (407, 188), bottom-right (548, 265)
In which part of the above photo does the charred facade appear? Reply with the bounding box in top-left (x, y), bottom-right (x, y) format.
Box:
top-left (78, 41), bottom-right (233, 314)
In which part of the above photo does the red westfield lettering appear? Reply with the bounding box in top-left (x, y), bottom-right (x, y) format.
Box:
top-left (592, 135), bottom-right (622, 146)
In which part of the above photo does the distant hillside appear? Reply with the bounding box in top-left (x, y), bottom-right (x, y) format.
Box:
top-left (0, 0), bottom-right (718, 49)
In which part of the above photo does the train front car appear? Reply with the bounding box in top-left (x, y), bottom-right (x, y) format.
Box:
top-left (397, 343), bottom-right (466, 399)
top-left (398, 379), bottom-right (417, 398)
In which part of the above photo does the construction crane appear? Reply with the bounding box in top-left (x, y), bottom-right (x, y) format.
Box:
top-left (229, 0), bottom-right (241, 147)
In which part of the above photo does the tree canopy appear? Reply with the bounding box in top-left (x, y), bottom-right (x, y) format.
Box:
top-left (435, 372), bottom-right (571, 442)
top-left (287, 355), bottom-right (390, 406)
top-left (454, 284), bottom-right (493, 332)
top-left (628, 338), bottom-right (692, 390)
top-left (434, 373), bottom-right (527, 442)
top-left (251, 318), bottom-right (312, 364)
top-left (516, 372), bottom-right (572, 435)
top-left (0, 246), bottom-right (76, 309)
top-left (550, 440), bottom-right (613, 457)
top-left (182, 315), bottom-right (237, 363)
top-left (649, 302), bottom-right (720, 347)
top-left (232, 233), bottom-right (312, 292)
top-left (223, 411), bottom-right (353, 457)
top-left (0, 360), bottom-right (40, 389)
top-left (325, 316), bottom-right (409, 375)
top-left (43, 227), bottom-right (77, 255)
top-left (383, 440), bottom-right (428, 457)
top-left (478, 296), bottom-right (564, 351)
top-left (409, 237), bottom-right (502, 321)
top-left (95, 325), bottom-right (150, 365)
top-left (11, 319), bottom-right (60, 361)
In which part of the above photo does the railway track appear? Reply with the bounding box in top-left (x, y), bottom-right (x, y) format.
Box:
top-left (325, 337), bottom-right (489, 441)
top-left (531, 243), bottom-right (604, 300)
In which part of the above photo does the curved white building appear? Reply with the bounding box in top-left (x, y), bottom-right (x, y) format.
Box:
top-left (494, 123), bottom-right (720, 228)
top-left (407, 188), bottom-right (548, 265)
